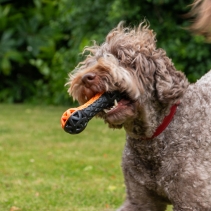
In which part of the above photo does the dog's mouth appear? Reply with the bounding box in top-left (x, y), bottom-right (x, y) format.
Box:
top-left (96, 91), bottom-right (136, 127)
top-left (103, 95), bottom-right (131, 115)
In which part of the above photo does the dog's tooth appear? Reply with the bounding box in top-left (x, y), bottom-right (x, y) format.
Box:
top-left (85, 96), bottom-right (87, 101)
top-left (114, 99), bottom-right (118, 106)
top-left (104, 109), bottom-right (109, 113)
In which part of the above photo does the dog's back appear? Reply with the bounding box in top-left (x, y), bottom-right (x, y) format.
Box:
top-left (195, 69), bottom-right (211, 86)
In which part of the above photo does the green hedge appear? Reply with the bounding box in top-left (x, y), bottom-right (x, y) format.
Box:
top-left (0, 0), bottom-right (210, 105)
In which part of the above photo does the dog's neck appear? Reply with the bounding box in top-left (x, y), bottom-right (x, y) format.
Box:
top-left (147, 102), bottom-right (179, 139)
top-left (124, 101), bottom-right (179, 140)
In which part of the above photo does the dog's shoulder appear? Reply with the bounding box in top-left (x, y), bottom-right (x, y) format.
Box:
top-left (185, 70), bottom-right (211, 103)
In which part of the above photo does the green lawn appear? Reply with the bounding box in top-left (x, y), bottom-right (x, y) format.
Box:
top-left (0, 104), bottom-right (172, 211)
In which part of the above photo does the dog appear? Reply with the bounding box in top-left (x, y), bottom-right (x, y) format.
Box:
top-left (66, 1), bottom-right (211, 210)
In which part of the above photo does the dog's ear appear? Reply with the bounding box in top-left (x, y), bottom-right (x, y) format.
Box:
top-left (154, 57), bottom-right (189, 104)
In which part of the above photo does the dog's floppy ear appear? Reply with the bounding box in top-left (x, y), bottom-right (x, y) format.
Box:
top-left (154, 56), bottom-right (189, 104)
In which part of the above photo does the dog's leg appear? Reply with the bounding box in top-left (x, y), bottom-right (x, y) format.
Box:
top-left (164, 169), bottom-right (211, 211)
top-left (117, 199), bottom-right (167, 211)
top-left (172, 204), bottom-right (211, 211)
top-left (117, 171), bottom-right (168, 211)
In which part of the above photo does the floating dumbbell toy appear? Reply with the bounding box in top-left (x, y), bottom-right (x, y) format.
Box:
top-left (61, 91), bottom-right (122, 134)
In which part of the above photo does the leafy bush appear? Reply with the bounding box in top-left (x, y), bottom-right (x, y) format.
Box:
top-left (0, 0), bottom-right (75, 105)
top-left (0, 0), bottom-right (210, 105)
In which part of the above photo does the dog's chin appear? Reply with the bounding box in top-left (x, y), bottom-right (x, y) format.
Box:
top-left (97, 99), bottom-right (136, 129)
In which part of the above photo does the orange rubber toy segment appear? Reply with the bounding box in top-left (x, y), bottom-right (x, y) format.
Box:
top-left (61, 92), bottom-right (104, 128)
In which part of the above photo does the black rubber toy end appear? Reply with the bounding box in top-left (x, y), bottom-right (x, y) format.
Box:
top-left (64, 110), bottom-right (88, 134)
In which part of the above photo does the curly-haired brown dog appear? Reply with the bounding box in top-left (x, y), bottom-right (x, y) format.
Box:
top-left (67, 8), bottom-right (211, 211)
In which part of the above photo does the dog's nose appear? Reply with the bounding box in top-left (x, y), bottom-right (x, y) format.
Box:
top-left (82, 72), bottom-right (96, 87)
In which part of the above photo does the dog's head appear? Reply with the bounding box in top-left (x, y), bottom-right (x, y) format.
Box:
top-left (67, 22), bottom-right (189, 136)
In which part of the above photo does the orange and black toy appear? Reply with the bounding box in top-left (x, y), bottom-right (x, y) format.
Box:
top-left (61, 91), bottom-right (122, 134)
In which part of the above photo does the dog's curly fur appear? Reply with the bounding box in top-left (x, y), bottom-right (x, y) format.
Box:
top-left (67, 21), bottom-right (211, 211)
top-left (188, 0), bottom-right (211, 41)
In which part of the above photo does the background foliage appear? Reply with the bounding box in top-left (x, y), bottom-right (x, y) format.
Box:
top-left (0, 0), bottom-right (211, 105)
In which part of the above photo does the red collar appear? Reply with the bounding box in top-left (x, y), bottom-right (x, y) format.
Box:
top-left (148, 102), bottom-right (180, 139)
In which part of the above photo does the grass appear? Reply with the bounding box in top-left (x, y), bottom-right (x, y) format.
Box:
top-left (0, 104), bottom-right (172, 211)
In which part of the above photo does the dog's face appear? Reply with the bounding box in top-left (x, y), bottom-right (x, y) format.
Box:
top-left (67, 22), bottom-right (189, 134)
top-left (69, 54), bottom-right (140, 129)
